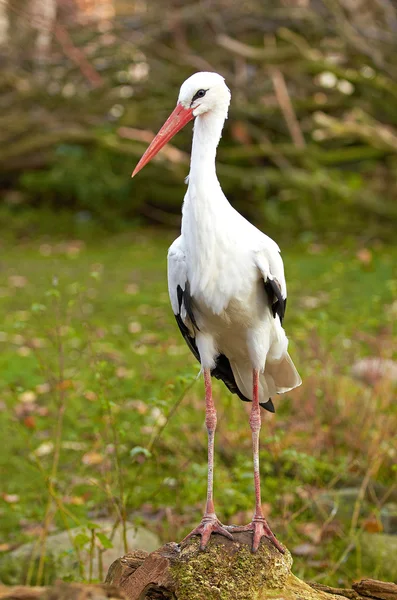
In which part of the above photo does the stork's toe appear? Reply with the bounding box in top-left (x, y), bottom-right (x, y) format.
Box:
top-left (181, 514), bottom-right (233, 550)
top-left (226, 517), bottom-right (285, 554)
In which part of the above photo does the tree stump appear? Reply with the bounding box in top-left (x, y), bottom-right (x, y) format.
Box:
top-left (1, 539), bottom-right (395, 600)
top-left (105, 531), bottom-right (340, 600)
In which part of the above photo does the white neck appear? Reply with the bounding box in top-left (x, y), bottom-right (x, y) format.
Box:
top-left (188, 108), bottom-right (227, 186)
top-left (182, 106), bottom-right (237, 306)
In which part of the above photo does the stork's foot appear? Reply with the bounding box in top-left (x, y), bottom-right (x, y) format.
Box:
top-left (181, 513), bottom-right (234, 550)
top-left (226, 516), bottom-right (285, 554)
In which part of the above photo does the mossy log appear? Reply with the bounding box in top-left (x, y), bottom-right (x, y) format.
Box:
top-left (105, 531), bottom-right (337, 600)
top-left (0, 540), bottom-right (395, 600)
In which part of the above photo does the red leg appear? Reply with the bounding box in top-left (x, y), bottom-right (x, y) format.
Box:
top-left (181, 368), bottom-right (233, 550)
top-left (226, 369), bottom-right (284, 554)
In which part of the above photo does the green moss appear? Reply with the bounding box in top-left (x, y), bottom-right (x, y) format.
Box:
top-left (170, 535), bottom-right (292, 600)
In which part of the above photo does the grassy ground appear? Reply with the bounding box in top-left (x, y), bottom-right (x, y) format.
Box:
top-left (0, 230), bottom-right (396, 586)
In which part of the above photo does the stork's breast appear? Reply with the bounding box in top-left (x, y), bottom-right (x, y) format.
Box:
top-left (186, 233), bottom-right (259, 315)
top-left (194, 275), bottom-right (266, 334)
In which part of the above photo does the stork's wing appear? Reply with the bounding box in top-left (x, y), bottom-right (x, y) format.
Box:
top-left (168, 237), bottom-right (276, 412)
top-left (167, 237), bottom-right (200, 361)
top-left (254, 240), bottom-right (287, 324)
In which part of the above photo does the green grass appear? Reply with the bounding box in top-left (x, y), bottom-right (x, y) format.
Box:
top-left (0, 230), bottom-right (396, 586)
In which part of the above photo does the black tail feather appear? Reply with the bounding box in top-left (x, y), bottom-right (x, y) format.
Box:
top-left (212, 353), bottom-right (275, 413)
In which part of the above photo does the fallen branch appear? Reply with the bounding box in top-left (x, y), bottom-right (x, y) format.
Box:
top-left (0, 582), bottom-right (125, 600)
top-left (353, 580), bottom-right (397, 600)
top-left (309, 580), bottom-right (397, 600)
top-left (54, 24), bottom-right (103, 88)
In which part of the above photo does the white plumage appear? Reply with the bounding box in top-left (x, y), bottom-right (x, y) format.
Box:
top-left (132, 71), bottom-right (301, 553)
top-left (167, 72), bottom-right (301, 405)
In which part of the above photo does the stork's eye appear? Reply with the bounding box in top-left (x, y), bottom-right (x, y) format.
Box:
top-left (191, 88), bottom-right (207, 103)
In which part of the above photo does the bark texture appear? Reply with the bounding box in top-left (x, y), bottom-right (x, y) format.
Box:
top-left (105, 531), bottom-right (331, 600)
top-left (310, 580), bottom-right (397, 600)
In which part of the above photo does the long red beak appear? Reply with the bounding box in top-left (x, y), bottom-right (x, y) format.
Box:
top-left (131, 103), bottom-right (195, 177)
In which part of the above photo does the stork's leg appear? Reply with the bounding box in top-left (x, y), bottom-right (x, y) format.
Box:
top-left (226, 369), bottom-right (285, 554)
top-left (181, 368), bottom-right (233, 550)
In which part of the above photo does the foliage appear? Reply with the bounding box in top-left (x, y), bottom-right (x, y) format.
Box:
top-left (0, 0), bottom-right (397, 588)
top-left (0, 231), bottom-right (395, 585)
top-left (1, 1), bottom-right (397, 240)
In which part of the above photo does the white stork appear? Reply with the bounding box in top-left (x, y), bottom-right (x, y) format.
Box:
top-left (132, 72), bottom-right (302, 553)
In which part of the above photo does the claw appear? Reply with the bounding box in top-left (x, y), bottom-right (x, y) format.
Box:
top-left (226, 517), bottom-right (285, 554)
top-left (182, 514), bottom-right (233, 550)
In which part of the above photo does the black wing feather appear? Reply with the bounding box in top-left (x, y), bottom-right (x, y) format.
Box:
top-left (174, 314), bottom-right (200, 362)
top-left (264, 278), bottom-right (286, 324)
top-left (175, 284), bottom-right (200, 361)
top-left (182, 282), bottom-right (200, 331)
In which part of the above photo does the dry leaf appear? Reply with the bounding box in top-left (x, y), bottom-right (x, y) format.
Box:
top-left (36, 383), bottom-right (51, 394)
top-left (34, 441), bottom-right (54, 457)
top-left (132, 344), bottom-right (148, 355)
top-left (139, 333), bottom-right (159, 345)
top-left (65, 240), bottom-right (85, 257)
top-left (300, 292), bottom-right (329, 309)
top-left (56, 379), bottom-right (74, 390)
top-left (0, 543), bottom-right (11, 551)
top-left (116, 366), bottom-right (134, 379)
top-left (62, 441), bottom-right (87, 450)
top-left (21, 524), bottom-right (46, 537)
top-left (125, 399), bottom-right (147, 414)
top-left (31, 338), bottom-right (46, 348)
top-left (356, 248), bottom-right (372, 265)
top-left (23, 416), bottom-right (36, 429)
top-left (8, 275), bottom-right (28, 288)
top-left (82, 451), bottom-right (104, 465)
top-left (14, 402), bottom-right (35, 418)
top-left (292, 543), bottom-right (317, 556)
top-left (2, 494), bottom-right (20, 503)
top-left (351, 358), bottom-right (397, 385)
top-left (128, 321), bottom-right (142, 334)
top-left (125, 283), bottom-right (139, 295)
top-left (362, 516), bottom-right (383, 533)
top-left (63, 495), bottom-right (85, 505)
top-left (17, 347), bottom-right (31, 356)
top-left (18, 390), bottom-right (37, 403)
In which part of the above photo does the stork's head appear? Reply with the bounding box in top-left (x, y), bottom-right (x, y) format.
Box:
top-left (178, 71), bottom-right (231, 116)
top-left (132, 71), bottom-right (230, 177)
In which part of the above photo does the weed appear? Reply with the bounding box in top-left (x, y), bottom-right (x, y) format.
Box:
top-left (0, 232), bottom-right (396, 585)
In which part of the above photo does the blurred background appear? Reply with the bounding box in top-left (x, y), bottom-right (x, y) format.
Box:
top-left (0, 0), bottom-right (396, 589)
